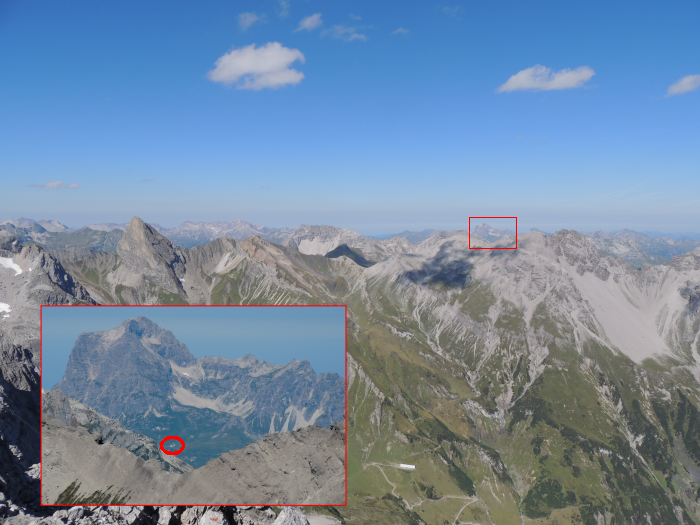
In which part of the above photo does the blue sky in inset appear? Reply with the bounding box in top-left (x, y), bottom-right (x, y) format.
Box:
top-left (1, 0), bottom-right (699, 234)
top-left (42, 306), bottom-right (346, 390)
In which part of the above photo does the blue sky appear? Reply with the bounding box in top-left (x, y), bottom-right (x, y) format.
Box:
top-left (1, 0), bottom-right (698, 234)
top-left (41, 305), bottom-right (346, 389)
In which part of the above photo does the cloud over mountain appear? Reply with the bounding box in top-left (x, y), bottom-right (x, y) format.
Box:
top-left (322, 25), bottom-right (367, 42)
top-left (27, 181), bottom-right (80, 189)
top-left (238, 12), bottom-right (263, 31)
top-left (497, 64), bottom-right (595, 92)
top-left (667, 74), bottom-right (700, 96)
top-left (207, 42), bottom-right (305, 90)
top-left (295, 13), bottom-right (322, 31)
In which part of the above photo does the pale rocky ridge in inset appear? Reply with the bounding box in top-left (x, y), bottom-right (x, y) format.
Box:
top-left (42, 389), bottom-right (194, 474)
top-left (42, 414), bottom-right (345, 505)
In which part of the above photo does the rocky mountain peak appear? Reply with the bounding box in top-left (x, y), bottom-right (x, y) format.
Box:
top-left (117, 316), bottom-right (195, 365)
top-left (119, 217), bottom-right (186, 273)
top-left (0, 231), bottom-right (22, 254)
top-left (121, 315), bottom-right (163, 337)
top-left (36, 219), bottom-right (72, 233)
top-left (669, 246), bottom-right (700, 271)
top-left (548, 229), bottom-right (604, 275)
top-left (116, 216), bottom-right (189, 294)
top-left (230, 353), bottom-right (261, 368)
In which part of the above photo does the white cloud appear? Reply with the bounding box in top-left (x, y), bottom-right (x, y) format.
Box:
top-left (323, 25), bottom-right (367, 42)
top-left (28, 181), bottom-right (79, 189)
top-left (666, 74), bottom-right (700, 96)
top-left (277, 0), bottom-right (290, 18)
top-left (207, 42), bottom-right (305, 90)
top-left (349, 14), bottom-right (362, 21)
top-left (295, 13), bottom-right (322, 31)
top-left (238, 12), bottom-right (263, 31)
top-left (443, 6), bottom-right (461, 17)
top-left (391, 28), bottom-right (409, 35)
top-left (496, 64), bottom-right (595, 92)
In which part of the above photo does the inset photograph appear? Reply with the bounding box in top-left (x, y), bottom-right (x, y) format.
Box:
top-left (40, 305), bottom-right (346, 506)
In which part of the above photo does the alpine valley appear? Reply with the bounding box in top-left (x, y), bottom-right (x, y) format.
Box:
top-left (2, 216), bottom-right (700, 524)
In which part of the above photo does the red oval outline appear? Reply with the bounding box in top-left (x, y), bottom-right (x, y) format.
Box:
top-left (160, 435), bottom-right (185, 455)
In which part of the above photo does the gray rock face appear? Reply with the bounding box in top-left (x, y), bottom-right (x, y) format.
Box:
top-left (117, 217), bottom-right (188, 294)
top-left (0, 344), bottom-right (41, 511)
top-left (54, 316), bottom-right (190, 418)
top-left (272, 507), bottom-right (310, 525)
top-left (0, 237), bottom-right (96, 518)
top-left (4, 505), bottom-right (278, 525)
top-left (42, 415), bottom-right (345, 505)
top-left (42, 389), bottom-right (193, 474)
top-left (548, 229), bottom-right (609, 276)
top-left (82, 218), bottom-right (242, 305)
top-left (53, 316), bottom-right (344, 467)
top-left (669, 246), bottom-right (700, 272)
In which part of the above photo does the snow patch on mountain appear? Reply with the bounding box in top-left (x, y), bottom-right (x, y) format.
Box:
top-left (283, 224), bottom-right (413, 260)
top-left (281, 405), bottom-right (324, 432)
top-left (0, 256), bottom-right (22, 275)
top-left (171, 385), bottom-right (257, 417)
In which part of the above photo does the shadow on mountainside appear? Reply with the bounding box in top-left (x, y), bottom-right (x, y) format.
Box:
top-left (324, 244), bottom-right (375, 268)
top-left (401, 241), bottom-right (474, 288)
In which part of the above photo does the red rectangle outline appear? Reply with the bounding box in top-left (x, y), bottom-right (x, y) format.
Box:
top-left (468, 217), bottom-right (518, 250)
top-left (40, 303), bottom-right (348, 508)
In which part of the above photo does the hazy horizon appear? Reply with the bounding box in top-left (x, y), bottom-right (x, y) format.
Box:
top-left (3, 214), bottom-right (699, 239)
top-left (2, 1), bottom-right (698, 235)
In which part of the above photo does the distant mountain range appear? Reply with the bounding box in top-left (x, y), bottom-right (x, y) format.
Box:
top-left (470, 223), bottom-right (516, 242)
top-left (4, 217), bottom-right (700, 268)
top-left (581, 228), bottom-right (700, 267)
top-left (369, 229), bottom-right (437, 244)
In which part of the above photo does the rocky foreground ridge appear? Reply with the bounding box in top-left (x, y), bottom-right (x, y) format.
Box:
top-left (42, 414), bottom-right (345, 505)
top-left (42, 389), bottom-right (194, 474)
top-left (5, 505), bottom-right (315, 525)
